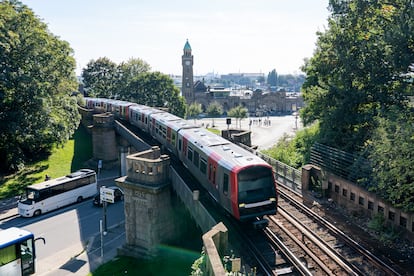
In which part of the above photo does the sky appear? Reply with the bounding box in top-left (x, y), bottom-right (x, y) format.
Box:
top-left (21, 0), bottom-right (330, 76)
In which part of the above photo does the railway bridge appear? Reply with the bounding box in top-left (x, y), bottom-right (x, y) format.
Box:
top-left (79, 106), bottom-right (414, 274)
top-left (79, 108), bottom-right (231, 274)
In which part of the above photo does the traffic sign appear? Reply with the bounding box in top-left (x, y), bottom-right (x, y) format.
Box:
top-left (100, 186), bottom-right (115, 203)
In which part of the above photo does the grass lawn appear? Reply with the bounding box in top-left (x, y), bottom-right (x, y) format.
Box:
top-left (0, 126), bottom-right (92, 199)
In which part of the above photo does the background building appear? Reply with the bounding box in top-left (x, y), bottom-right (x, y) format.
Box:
top-left (181, 40), bottom-right (303, 115)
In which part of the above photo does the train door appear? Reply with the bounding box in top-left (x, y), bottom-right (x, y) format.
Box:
top-left (167, 127), bottom-right (172, 144)
top-left (183, 137), bottom-right (188, 159)
top-left (218, 168), bottom-right (232, 214)
top-left (150, 118), bottom-right (156, 137)
top-left (207, 157), bottom-right (219, 200)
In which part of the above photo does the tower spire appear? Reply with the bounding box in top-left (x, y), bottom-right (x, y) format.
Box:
top-left (182, 39), bottom-right (194, 104)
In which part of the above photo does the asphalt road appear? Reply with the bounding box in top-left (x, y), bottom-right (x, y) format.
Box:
top-left (0, 175), bottom-right (123, 276)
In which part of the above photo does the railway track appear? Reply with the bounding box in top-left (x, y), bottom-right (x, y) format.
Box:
top-left (268, 184), bottom-right (402, 275)
top-left (236, 185), bottom-right (403, 275)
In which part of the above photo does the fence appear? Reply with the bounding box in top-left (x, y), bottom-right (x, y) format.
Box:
top-left (310, 142), bottom-right (371, 184)
top-left (256, 152), bottom-right (302, 192)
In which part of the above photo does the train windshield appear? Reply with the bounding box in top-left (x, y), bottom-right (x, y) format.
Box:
top-left (238, 166), bottom-right (275, 203)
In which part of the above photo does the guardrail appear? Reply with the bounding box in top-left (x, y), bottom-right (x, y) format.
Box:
top-left (256, 152), bottom-right (302, 192)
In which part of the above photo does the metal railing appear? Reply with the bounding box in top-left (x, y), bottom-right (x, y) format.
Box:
top-left (256, 152), bottom-right (302, 192)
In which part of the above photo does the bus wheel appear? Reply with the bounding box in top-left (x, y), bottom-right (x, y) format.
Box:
top-left (34, 210), bottom-right (41, 217)
top-left (77, 196), bottom-right (83, 203)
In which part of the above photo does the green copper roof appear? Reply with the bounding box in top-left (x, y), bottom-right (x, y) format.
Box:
top-left (184, 39), bottom-right (191, 51)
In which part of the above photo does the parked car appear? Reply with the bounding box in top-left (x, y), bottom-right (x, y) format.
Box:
top-left (93, 186), bottom-right (124, 206)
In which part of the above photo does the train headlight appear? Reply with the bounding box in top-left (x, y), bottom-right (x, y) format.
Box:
top-left (269, 198), bottom-right (276, 202)
top-left (239, 203), bottom-right (245, 208)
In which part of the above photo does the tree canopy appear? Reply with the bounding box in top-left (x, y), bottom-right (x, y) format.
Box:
top-left (187, 102), bottom-right (202, 123)
top-left (227, 105), bottom-right (248, 129)
top-left (300, 0), bottom-right (414, 211)
top-left (81, 58), bottom-right (186, 117)
top-left (302, 0), bottom-right (414, 153)
top-left (123, 71), bottom-right (186, 118)
top-left (267, 69), bottom-right (278, 86)
top-left (82, 57), bottom-right (119, 98)
top-left (368, 107), bottom-right (414, 211)
top-left (206, 101), bottom-right (223, 127)
top-left (0, 1), bottom-right (79, 172)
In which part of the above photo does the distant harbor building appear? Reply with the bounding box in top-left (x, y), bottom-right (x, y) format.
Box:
top-left (181, 40), bottom-right (303, 114)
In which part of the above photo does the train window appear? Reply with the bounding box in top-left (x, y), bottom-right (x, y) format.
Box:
top-left (208, 164), bottom-right (212, 180)
top-left (388, 211), bottom-right (395, 221)
top-left (342, 189), bottom-right (347, 197)
top-left (358, 196), bottom-right (364, 206)
top-left (378, 205), bottom-right (384, 214)
top-left (193, 151), bottom-right (199, 167)
top-left (200, 158), bottom-right (207, 174)
top-left (223, 174), bottom-right (229, 196)
top-left (213, 167), bottom-right (216, 184)
top-left (178, 139), bottom-right (182, 151)
top-left (188, 146), bottom-right (193, 162)
top-left (172, 133), bottom-right (176, 144)
top-left (350, 192), bottom-right (355, 201)
top-left (368, 200), bottom-right (374, 210)
top-left (400, 216), bottom-right (407, 228)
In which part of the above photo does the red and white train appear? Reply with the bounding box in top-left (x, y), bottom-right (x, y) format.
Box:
top-left (84, 97), bottom-right (278, 227)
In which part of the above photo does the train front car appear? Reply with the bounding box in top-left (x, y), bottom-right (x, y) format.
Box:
top-left (233, 161), bottom-right (277, 228)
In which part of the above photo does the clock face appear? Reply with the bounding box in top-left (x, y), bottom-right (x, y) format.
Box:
top-left (185, 60), bottom-right (191, 66)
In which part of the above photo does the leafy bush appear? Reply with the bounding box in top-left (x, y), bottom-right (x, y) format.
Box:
top-left (262, 123), bottom-right (319, 168)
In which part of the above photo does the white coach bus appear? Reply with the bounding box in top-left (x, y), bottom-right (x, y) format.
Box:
top-left (18, 169), bottom-right (97, 217)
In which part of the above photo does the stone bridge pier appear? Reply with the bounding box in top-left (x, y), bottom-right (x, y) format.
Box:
top-left (116, 146), bottom-right (176, 259)
top-left (91, 113), bottom-right (118, 168)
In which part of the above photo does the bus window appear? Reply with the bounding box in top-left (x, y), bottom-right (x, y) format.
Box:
top-left (0, 244), bottom-right (16, 267)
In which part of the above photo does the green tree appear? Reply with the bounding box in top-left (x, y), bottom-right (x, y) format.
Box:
top-left (126, 72), bottom-right (186, 117)
top-left (263, 123), bottom-right (320, 168)
top-left (116, 58), bottom-right (151, 98)
top-left (228, 105), bottom-right (248, 129)
top-left (0, 1), bottom-right (79, 172)
top-left (81, 57), bottom-right (119, 98)
top-left (368, 107), bottom-right (414, 212)
top-left (267, 69), bottom-right (278, 86)
top-left (187, 102), bottom-right (202, 123)
top-left (301, 0), bottom-right (414, 152)
top-left (206, 101), bottom-right (223, 127)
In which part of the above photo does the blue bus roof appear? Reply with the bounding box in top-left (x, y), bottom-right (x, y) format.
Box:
top-left (0, 227), bottom-right (34, 249)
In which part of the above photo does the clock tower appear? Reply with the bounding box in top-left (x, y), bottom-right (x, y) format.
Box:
top-left (182, 39), bottom-right (194, 104)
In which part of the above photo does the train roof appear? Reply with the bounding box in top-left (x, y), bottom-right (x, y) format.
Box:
top-left (151, 112), bottom-right (198, 131)
top-left (26, 169), bottom-right (96, 191)
top-left (109, 100), bottom-right (136, 107)
top-left (85, 97), bottom-right (112, 104)
top-left (180, 128), bottom-right (268, 168)
top-left (129, 104), bottom-right (151, 112)
top-left (130, 105), bottom-right (165, 116)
